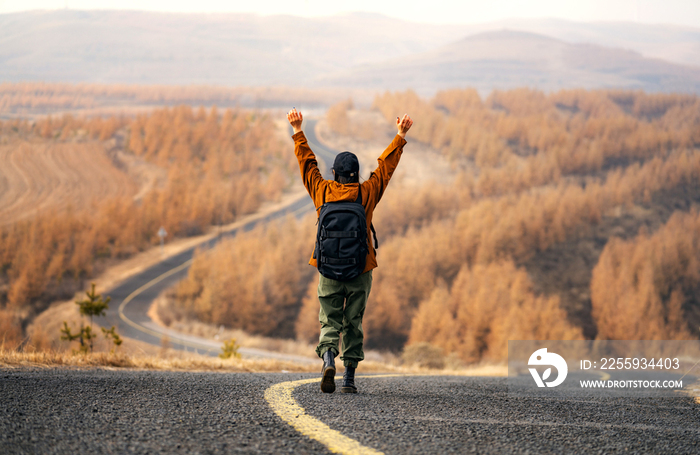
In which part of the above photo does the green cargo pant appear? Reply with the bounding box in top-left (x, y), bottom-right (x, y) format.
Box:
top-left (315, 270), bottom-right (372, 368)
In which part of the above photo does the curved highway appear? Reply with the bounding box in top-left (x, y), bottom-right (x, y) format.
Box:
top-left (99, 120), bottom-right (334, 361)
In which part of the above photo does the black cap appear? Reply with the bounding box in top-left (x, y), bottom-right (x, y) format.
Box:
top-left (332, 151), bottom-right (359, 177)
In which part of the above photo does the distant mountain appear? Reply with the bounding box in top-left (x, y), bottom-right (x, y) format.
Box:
top-left (466, 18), bottom-right (700, 69)
top-left (317, 30), bottom-right (700, 94)
top-left (0, 10), bottom-right (471, 86)
top-left (0, 10), bottom-right (698, 95)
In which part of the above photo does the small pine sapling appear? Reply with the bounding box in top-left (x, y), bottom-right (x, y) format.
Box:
top-left (75, 283), bottom-right (110, 353)
top-left (60, 283), bottom-right (120, 354)
top-left (59, 322), bottom-right (94, 354)
top-left (219, 338), bottom-right (241, 359)
top-left (101, 326), bottom-right (123, 353)
top-left (60, 321), bottom-right (84, 354)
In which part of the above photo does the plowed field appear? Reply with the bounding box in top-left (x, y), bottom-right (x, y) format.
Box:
top-left (0, 140), bottom-right (137, 225)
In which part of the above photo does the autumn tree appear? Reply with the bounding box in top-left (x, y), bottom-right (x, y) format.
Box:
top-left (408, 261), bottom-right (582, 362)
top-left (591, 211), bottom-right (700, 340)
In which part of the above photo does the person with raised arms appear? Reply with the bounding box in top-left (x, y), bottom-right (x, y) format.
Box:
top-left (287, 107), bottom-right (413, 393)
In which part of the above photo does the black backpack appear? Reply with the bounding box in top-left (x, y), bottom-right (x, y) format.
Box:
top-left (315, 187), bottom-right (377, 281)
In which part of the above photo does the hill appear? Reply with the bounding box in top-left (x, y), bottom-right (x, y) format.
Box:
top-left (0, 11), bottom-right (699, 95)
top-left (0, 10), bottom-right (470, 86)
top-left (473, 18), bottom-right (700, 69)
top-left (0, 135), bottom-right (141, 226)
top-left (317, 30), bottom-right (700, 94)
top-left (0, 106), bottom-right (294, 334)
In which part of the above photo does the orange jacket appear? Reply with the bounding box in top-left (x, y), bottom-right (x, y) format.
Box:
top-left (293, 131), bottom-right (407, 272)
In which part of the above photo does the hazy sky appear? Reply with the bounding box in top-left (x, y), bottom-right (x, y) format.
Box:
top-left (1, 0), bottom-right (699, 28)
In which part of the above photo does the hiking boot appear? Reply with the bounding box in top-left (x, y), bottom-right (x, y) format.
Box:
top-left (320, 350), bottom-right (336, 393)
top-left (341, 365), bottom-right (357, 393)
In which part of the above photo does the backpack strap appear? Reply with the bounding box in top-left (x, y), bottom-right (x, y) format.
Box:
top-left (356, 186), bottom-right (379, 250)
top-left (370, 223), bottom-right (379, 250)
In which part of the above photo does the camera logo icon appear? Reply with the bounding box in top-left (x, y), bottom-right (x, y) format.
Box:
top-left (528, 348), bottom-right (568, 387)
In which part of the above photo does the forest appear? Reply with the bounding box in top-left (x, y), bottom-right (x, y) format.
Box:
top-left (0, 105), bottom-right (295, 342)
top-left (165, 88), bottom-right (700, 363)
top-left (2, 87), bottom-right (699, 364)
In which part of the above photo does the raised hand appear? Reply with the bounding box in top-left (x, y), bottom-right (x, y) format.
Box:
top-left (287, 107), bottom-right (303, 134)
top-left (396, 114), bottom-right (413, 138)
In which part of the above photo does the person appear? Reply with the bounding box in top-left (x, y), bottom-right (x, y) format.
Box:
top-left (286, 107), bottom-right (413, 393)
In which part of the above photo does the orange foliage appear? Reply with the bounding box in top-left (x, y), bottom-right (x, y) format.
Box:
top-left (373, 88), bottom-right (700, 197)
top-left (359, 89), bottom-right (700, 354)
top-left (408, 261), bottom-right (582, 362)
top-left (6, 86), bottom-right (699, 360)
top-left (175, 88), bottom-right (697, 358)
top-left (372, 182), bottom-right (458, 239)
top-left (326, 99), bottom-right (354, 136)
top-left (172, 215), bottom-right (316, 338)
top-left (0, 106), bottom-right (294, 326)
top-left (363, 148), bottom-right (700, 352)
top-left (591, 210), bottom-right (700, 340)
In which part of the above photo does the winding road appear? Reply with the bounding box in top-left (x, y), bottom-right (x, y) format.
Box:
top-left (99, 120), bottom-right (334, 361)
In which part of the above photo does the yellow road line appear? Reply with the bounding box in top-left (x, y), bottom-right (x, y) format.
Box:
top-left (265, 374), bottom-right (405, 455)
top-left (117, 258), bottom-right (220, 352)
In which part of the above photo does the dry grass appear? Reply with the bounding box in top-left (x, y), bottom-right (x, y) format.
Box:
top-left (0, 347), bottom-right (506, 376)
top-left (0, 348), bottom-right (316, 372)
top-left (149, 296), bottom-right (318, 357)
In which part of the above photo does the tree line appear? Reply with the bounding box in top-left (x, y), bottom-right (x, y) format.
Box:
top-left (0, 106), bottom-right (294, 345)
top-left (0, 82), bottom-right (356, 115)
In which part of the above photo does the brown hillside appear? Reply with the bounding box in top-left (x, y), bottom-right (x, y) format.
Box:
top-left (0, 139), bottom-right (139, 226)
top-left (521, 183), bottom-right (700, 339)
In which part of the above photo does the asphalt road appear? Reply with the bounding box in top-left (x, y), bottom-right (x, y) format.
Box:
top-left (99, 120), bottom-right (334, 360)
top-left (2, 369), bottom-right (698, 454)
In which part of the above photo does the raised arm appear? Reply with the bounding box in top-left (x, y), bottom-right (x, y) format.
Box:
top-left (365, 114), bottom-right (413, 202)
top-left (288, 108), bottom-right (325, 205)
